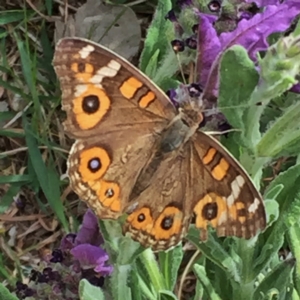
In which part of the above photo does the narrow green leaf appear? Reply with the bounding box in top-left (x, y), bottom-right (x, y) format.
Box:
top-left (79, 279), bottom-right (105, 300)
top-left (109, 265), bottom-right (132, 300)
top-left (287, 223), bottom-right (300, 297)
top-left (187, 227), bottom-right (241, 283)
top-left (24, 118), bottom-right (68, 230)
top-left (0, 283), bottom-right (18, 300)
top-left (14, 35), bottom-right (38, 104)
top-left (257, 101), bottom-right (300, 157)
top-left (158, 290), bottom-right (178, 300)
top-left (139, 248), bottom-right (166, 292)
top-left (253, 258), bottom-right (295, 300)
top-left (193, 264), bottom-right (222, 300)
top-left (254, 164), bottom-right (300, 274)
top-left (159, 245), bottom-right (183, 290)
top-left (0, 10), bottom-right (33, 25)
top-left (129, 263), bottom-right (142, 300)
top-left (0, 175), bottom-right (32, 184)
top-left (139, 0), bottom-right (173, 75)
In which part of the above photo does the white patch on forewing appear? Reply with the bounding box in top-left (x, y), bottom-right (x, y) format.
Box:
top-left (108, 60), bottom-right (121, 71)
top-left (227, 175), bottom-right (245, 207)
top-left (89, 60), bottom-right (122, 84)
top-left (248, 198), bottom-right (260, 213)
top-left (79, 45), bottom-right (95, 59)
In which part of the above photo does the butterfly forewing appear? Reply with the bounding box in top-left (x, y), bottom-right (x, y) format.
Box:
top-left (53, 37), bottom-right (176, 139)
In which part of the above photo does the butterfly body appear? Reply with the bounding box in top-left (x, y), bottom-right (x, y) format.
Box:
top-left (53, 37), bottom-right (266, 251)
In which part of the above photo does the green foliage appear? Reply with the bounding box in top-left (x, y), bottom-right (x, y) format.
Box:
top-left (0, 283), bottom-right (18, 300)
top-left (79, 279), bottom-right (105, 300)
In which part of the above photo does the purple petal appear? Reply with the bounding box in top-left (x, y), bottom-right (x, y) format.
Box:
top-left (71, 244), bottom-right (112, 275)
top-left (197, 12), bottom-right (218, 23)
top-left (75, 209), bottom-right (103, 246)
top-left (196, 15), bottom-right (221, 86)
top-left (290, 83), bottom-right (300, 93)
top-left (60, 233), bottom-right (77, 251)
top-left (203, 3), bottom-right (300, 98)
top-left (71, 244), bottom-right (108, 266)
top-left (220, 4), bottom-right (300, 60)
top-left (94, 264), bottom-right (114, 276)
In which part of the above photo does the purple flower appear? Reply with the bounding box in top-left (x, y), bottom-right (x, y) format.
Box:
top-left (71, 244), bottom-right (113, 276)
top-left (73, 209), bottom-right (104, 247)
top-left (15, 210), bottom-right (112, 299)
top-left (60, 209), bottom-right (112, 276)
top-left (200, 2), bottom-right (300, 98)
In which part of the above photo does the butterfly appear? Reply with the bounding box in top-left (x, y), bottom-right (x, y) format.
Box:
top-left (53, 37), bottom-right (266, 251)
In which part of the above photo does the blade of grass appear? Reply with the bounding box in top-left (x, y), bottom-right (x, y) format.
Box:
top-left (23, 117), bottom-right (68, 231)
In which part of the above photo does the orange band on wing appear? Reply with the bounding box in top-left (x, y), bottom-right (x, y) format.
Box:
top-left (119, 77), bottom-right (143, 99)
top-left (211, 158), bottom-right (230, 181)
top-left (139, 91), bottom-right (155, 108)
top-left (202, 148), bottom-right (217, 165)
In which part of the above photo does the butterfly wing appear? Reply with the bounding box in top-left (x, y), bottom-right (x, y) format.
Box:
top-left (123, 131), bottom-right (266, 251)
top-left (122, 144), bottom-right (193, 251)
top-left (53, 37), bottom-right (176, 219)
top-left (53, 37), bottom-right (176, 139)
top-left (190, 131), bottom-right (266, 240)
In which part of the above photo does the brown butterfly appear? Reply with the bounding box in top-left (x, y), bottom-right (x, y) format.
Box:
top-left (53, 37), bottom-right (266, 251)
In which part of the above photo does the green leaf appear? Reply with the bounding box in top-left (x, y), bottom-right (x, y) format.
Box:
top-left (218, 45), bottom-right (259, 150)
top-left (109, 265), bottom-right (132, 300)
top-left (159, 245), bottom-right (183, 290)
top-left (139, 0), bottom-right (173, 77)
top-left (14, 34), bottom-right (39, 111)
top-left (257, 101), bottom-right (300, 157)
top-left (129, 263), bottom-right (143, 300)
top-left (193, 264), bottom-right (222, 300)
top-left (187, 227), bottom-right (241, 283)
top-left (0, 175), bottom-right (32, 184)
top-left (252, 258), bottom-right (295, 300)
top-left (246, 35), bottom-right (300, 150)
top-left (0, 10), bottom-right (34, 25)
top-left (254, 164), bottom-right (300, 274)
top-left (287, 223), bottom-right (300, 297)
top-left (0, 283), bottom-right (18, 300)
top-left (79, 279), bottom-right (105, 300)
top-left (158, 290), bottom-right (178, 300)
top-left (139, 248), bottom-right (166, 292)
top-left (24, 118), bottom-right (68, 230)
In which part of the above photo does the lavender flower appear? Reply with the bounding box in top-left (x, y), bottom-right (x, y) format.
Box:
top-left (166, 0), bottom-right (300, 132)
top-left (15, 210), bottom-right (112, 299)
